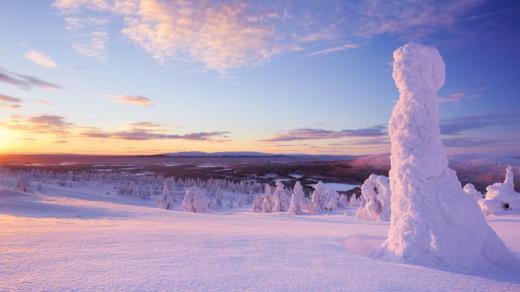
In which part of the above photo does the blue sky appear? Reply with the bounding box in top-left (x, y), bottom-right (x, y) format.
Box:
top-left (0, 0), bottom-right (519, 155)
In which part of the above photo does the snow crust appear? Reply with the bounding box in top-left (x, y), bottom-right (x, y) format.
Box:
top-left (356, 174), bottom-right (391, 221)
top-left (374, 43), bottom-right (520, 273)
top-left (480, 166), bottom-right (520, 215)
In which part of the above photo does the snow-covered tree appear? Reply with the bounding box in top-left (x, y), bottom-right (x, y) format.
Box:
top-left (463, 183), bottom-right (483, 201)
top-left (181, 187), bottom-right (209, 213)
top-left (288, 181), bottom-right (305, 215)
top-left (479, 166), bottom-right (519, 215)
top-left (272, 181), bottom-right (287, 212)
top-left (157, 181), bottom-right (174, 210)
top-left (324, 190), bottom-right (339, 211)
top-left (310, 181), bottom-right (327, 213)
top-left (356, 174), bottom-right (391, 221)
top-left (373, 43), bottom-right (519, 272)
top-left (14, 176), bottom-right (32, 193)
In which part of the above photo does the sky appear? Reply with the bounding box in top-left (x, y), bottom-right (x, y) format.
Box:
top-left (0, 0), bottom-right (519, 155)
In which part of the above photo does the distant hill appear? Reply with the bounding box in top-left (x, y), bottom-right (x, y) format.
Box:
top-left (160, 151), bottom-right (355, 159)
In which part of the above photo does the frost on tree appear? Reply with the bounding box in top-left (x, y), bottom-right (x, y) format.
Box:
top-left (181, 187), bottom-right (209, 213)
top-left (356, 174), bottom-right (391, 221)
top-left (479, 166), bottom-right (520, 215)
top-left (463, 183), bottom-right (483, 202)
top-left (373, 43), bottom-right (519, 272)
top-left (288, 181), bottom-right (305, 215)
top-left (14, 176), bottom-right (32, 193)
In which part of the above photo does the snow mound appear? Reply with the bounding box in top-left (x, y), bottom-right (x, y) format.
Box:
top-left (479, 166), bottom-right (520, 215)
top-left (356, 174), bottom-right (391, 221)
top-left (373, 43), bottom-right (520, 273)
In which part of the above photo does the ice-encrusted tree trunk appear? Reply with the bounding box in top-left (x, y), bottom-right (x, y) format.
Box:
top-left (373, 43), bottom-right (519, 272)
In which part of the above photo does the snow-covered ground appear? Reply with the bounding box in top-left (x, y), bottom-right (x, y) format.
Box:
top-left (1, 184), bottom-right (520, 291)
top-left (309, 182), bottom-right (359, 192)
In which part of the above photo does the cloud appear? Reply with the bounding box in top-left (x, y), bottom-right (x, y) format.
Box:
top-left (54, 0), bottom-right (109, 11)
top-left (1, 114), bottom-right (72, 135)
top-left (34, 99), bottom-right (56, 106)
top-left (438, 88), bottom-right (484, 103)
top-left (442, 137), bottom-right (506, 147)
top-left (62, 15), bottom-right (109, 59)
top-left (0, 94), bottom-right (22, 109)
top-left (0, 68), bottom-right (63, 90)
top-left (24, 50), bottom-right (58, 68)
top-left (71, 30), bottom-right (109, 58)
top-left (0, 113), bottom-right (229, 142)
top-left (440, 112), bottom-right (520, 135)
top-left (354, 0), bottom-right (485, 39)
top-left (52, 0), bottom-right (488, 71)
top-left (116, 0), bottom-right (278, 72)
top-left (308, 43), bottom-right (359, 56)
top-left (115, 95), bottom-right (152, 106)
top-left (80, 128), bottom-right (229, 141)
top-left (264, 125), bottom-right (385, 142)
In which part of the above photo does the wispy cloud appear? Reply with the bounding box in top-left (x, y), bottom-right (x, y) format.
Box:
top-left (438, 88), bottom-right (484, 103)
top-left (0, 94), bottom-right (23, 109)
top-left (80, 128), bottom-right (229, 141)
top-left (115, 95), bottom-right (152, 106)
top-left (354, 0), bottom-right (485, 39)
top-left (440, 112), bottom-right (520, 135)
top-left (308, 43), bottom-right (359, 56)
top-left (53, 0), bottom-right (109, 11)
top-left (263, 125), bottom-right (385, 142)
top-left (1, 114), bottom-right (72, 135)
top-left (24, 50), bottom-right (58, 68)
top-left (0, 68), bottom-right (63, 90)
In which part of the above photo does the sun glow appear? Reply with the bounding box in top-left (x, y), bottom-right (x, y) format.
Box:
top-left (0, 128), bottom-right (19, 153)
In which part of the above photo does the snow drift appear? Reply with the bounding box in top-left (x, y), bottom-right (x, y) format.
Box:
top-left (373, 43), bottom-right (520, 273)
top-left (479, 166), bottom-right (520, 215)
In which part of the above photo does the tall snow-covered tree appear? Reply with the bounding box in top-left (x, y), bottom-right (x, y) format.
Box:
top-left (373, 43), bottom-right (519, 272)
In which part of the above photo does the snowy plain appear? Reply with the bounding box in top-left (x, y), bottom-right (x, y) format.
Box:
top-left (1, 180), bottom-right (520, 291)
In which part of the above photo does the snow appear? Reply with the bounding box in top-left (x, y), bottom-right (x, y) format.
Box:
top-left (309, 182), bottom-right (359, 192)
top-left (374, 43), bottom-right (520, 273)
top-left (464, 183), bottom-right (484, 201)
top-left (1, 184), bottom-right (520, 291)
top-left (480, 166), bottom-right (520, 215)
top-left (356, 174), bottom-right (391, 221)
